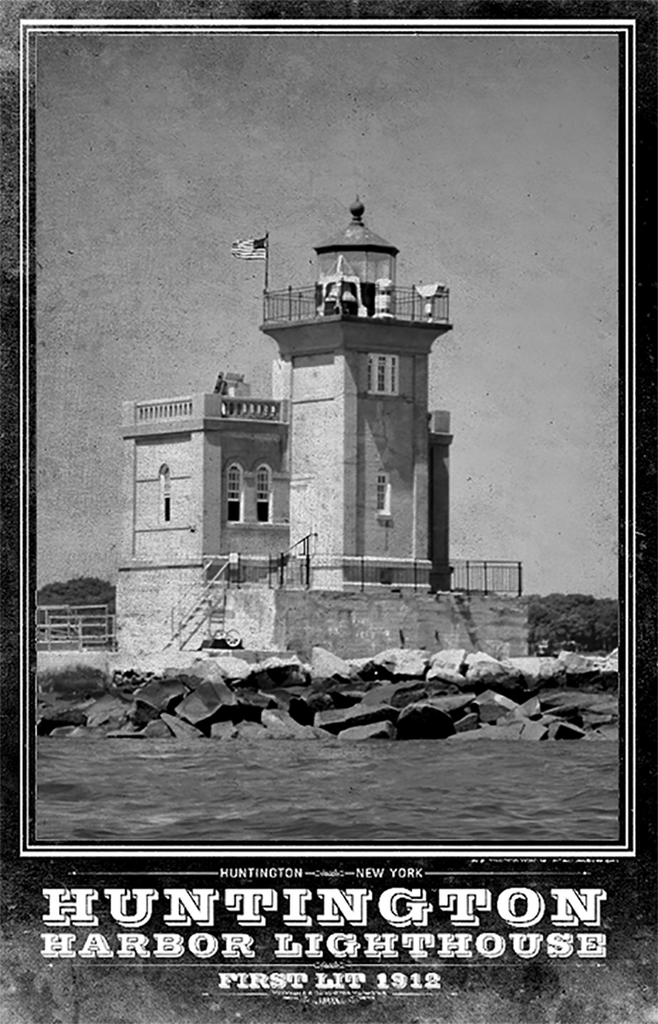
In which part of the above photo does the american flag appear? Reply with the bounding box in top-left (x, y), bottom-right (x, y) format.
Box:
top-left (231, 235), bottom-right (268, 261)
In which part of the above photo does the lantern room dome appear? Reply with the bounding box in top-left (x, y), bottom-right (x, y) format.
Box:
top-left (314, 199), bottom-right (399, 256)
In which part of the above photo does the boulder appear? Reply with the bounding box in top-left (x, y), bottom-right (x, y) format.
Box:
top-left (504, 696), bottom-right (543, 720)
top-left (372, 648), bottom-right (430, 680)
top-left (465, 660), bottom-right (527, 702)
top-left (471, 690), bottom-right (520, 724)
top-left (310, 647), bottom-right (352, 683)
top-left (287, 696), bottom-right (315, 727)
top-left (557, 652), bottom-right (602, 687)
top-left (452, 712), bottom-right (479, 734)
top-left (37, 706), bottom-right (89, 735)
top-left (520, 720), bottom-right (549, 741)
top-left (585, 725), bottom-right (619, 741)
top-left (429, 648), bottom-right (468, 675)
top-left (504, 657), bottom-right (566, 689)
top-left (315, 703), bottom-right (398, 736)
top-left (425, 662), bottom-right (467, 689)
top-left (203, 656), bottom-right (252, 684)
top-left (361, 680), bottom-right (428, 709)
top-left (84, 694), bottom-right (132, 731)
top-left (299, 690), bottom-right (335, 716)
top-left (176, 680), bottom-right (237, 727)
top-left (261, 709), bottom-right (320, 739)
top-left (338, 721), bottom-right (397, 741)
top-left (160, 713), bottom-right (205, 741)
top-left (424, 694), bottom-right (475, 717)
top-left (233, 721), bottom-right (268, 740)
top-left (141, 719), bottom-right (174, 739)
top-left (547, 721), bottom-right (586, 740)
top-left (396, 703), bottom-right (456, 740)
top-left (133, 679), bottom-right (189, 716)
top-left (47, 725), bottom-right (79, 738)
top-left (210, 721), bottom-right (238, 740)
top-left (233, 689), bottom-right (277, 710)
top-left (247, 655), bottom-right (306, 690)
top-left (447, 722), bottom-right (523, 741)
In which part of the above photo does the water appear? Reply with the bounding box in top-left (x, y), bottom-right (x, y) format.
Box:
top-left (36, 737), bottom-right (618, 845)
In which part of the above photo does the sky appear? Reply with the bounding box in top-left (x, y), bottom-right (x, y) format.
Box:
top-left (35, 26), bottom-right (620, 596)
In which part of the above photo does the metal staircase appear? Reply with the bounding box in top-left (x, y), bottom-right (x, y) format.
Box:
top-left (165, 557), bottom-right (230, 651)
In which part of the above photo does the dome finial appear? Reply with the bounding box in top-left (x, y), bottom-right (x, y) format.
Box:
top-left (350, 196), bottom-right (365, 223)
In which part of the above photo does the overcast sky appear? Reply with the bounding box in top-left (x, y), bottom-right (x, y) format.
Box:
top-left (36, 27), bottom-right (619, 596)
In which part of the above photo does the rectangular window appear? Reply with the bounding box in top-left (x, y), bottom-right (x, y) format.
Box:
top-left (377, 473), bottom-right (391, 516)
top-left (227, 466), bottom-right (242, 522)
top-left (368, 353), bottom-right (398, 395)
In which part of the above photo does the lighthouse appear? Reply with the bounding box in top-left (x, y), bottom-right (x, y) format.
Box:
top-left (262, 199), bottom-right (453, 590)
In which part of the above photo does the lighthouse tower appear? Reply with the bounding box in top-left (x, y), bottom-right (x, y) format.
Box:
top-left (262, 199), bottom-right (453, 590)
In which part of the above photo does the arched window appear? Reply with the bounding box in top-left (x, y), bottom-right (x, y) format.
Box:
top-left (256, 465), bottom-right (272, 523)
top-left (376, 472), bottom-right (391, 516)
top-left (226, 464), bottom-right (243, 522)
top-left (159, 465), bottom-right (171, 523)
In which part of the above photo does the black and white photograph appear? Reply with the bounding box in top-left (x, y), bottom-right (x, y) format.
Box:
top-left (1, 7), bottom-right (656, 1023)
top-left (33, 20), bottom-right (625, 850)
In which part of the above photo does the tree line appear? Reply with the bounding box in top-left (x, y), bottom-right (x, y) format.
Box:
top-left (527, 593), bottom-right (618, 655)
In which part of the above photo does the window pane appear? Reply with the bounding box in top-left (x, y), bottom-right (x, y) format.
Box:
top-left (377, 356), bottom-right (386, 391)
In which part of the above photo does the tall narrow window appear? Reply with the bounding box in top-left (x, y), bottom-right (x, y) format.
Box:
top-left (159, 465), bottom-right (171, 523)
top-left (227, 464), bottom-right (243, 522)
top-left (376, 472), bottom-right (391, 516)
top-left (256, 465), bottom-right (272, 523)
top-left (367, 353), bottom-right (398, 395)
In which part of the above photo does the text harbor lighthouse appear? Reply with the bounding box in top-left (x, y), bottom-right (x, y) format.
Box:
top-left (262, 198), bottom-right (453, 592)
top-left (117, 201), bottom-right (453, 653)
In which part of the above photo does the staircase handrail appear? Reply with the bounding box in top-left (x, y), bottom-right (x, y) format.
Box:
top-left (282, 532), bottom-right (317, 558)
top-left (169, 555), bottom-right (229, 640)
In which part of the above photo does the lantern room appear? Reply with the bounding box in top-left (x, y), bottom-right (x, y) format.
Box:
top-left (314, 199), bottom-right (399, 318)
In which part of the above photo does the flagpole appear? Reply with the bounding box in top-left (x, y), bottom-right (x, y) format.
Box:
top-left (264, 232), bottom-right (270, 294)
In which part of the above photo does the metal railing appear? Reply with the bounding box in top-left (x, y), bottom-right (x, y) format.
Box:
top-left (166, 556), bottom-right (230, 649)
top-left (262, 284), bottom-right (450, 325)
top-left (36, 605), bottom-right (116, 650)
top-left (341, 557), bottom-right (431, 592)
top-left (450, 560), bottom-right (523, 597)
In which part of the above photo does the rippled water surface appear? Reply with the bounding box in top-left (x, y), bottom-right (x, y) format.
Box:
top-left (37, 738), bottom-right (618, 844)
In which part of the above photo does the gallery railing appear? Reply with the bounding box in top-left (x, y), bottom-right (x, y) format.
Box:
top-left (262, 284), bottom-right (450, 324)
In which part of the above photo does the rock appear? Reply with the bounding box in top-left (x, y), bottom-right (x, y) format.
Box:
top-left (47, 725), bottom-right (79, 738)
top-left (557, 652), bottom-right (602, 687)
top-left (504, 657), bottom-right (566, 689)
top-left (424, 694), bottom-right (475, 716)
top-left (372, 648), bottom-right (429, 680)
top-left (261, 709), bottom-right (320, 739)
top-left (300, 690), bottom-right (335, 716)
top-left (247, 655), bottom-right (306, 689)
top-left (453, 712), bottom-right (479, 734)
top-left (471, 690), bottom-right (520, 724)
top-left (210, 721), bottom-right (238, 740)
top-left (141, 719), bottom-right (174, 739)
top-left (233, 721), bottom-right (268, 740)
top-left (84, 694), bottom-right (132, 730)
top-left (105, 726), bottom-right (145, 739)
top-left (504, 696), bottom-right (542, 720)
top-left (520, 720), bottom-right (549, 741)
top-left (287, 696), bottom-right (315, 727)
top-left (176, 680), bottom-right (237, 727)
top-left (133, 680), bottom-right (189, 716)
top-left (547, 721), bottom-right (586, 740)
top-left (315, 704), bottom-right (398, 736)
top-left (160, 713), bottom-right (205, 741)
top-left (361, 680), bottom-right (428, 709)
top-left (448, 722), bottom-right (524, 741)
top-left (310, 647), bottom-right (352, 682)
top-left (585, 726), bottom-right (619, 741)
top-left (233, 689), bottom-right (277, 710)
top-left (465, 660), bottom-right (527, 702)
top-left (429, 648), bottom-right (468, 675)
top-left (37, 706), bottom-right (89, 735)
top-left (344, 656), bottom-right (382, 681)
top-left (203, 656), bottom-right (252, 683)
top-left (338, 721), bottom-right (397, 741)
top-left (425, 663), bottom-right (467, 688)
top-left (396, 703), bottom-right (456, 740)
